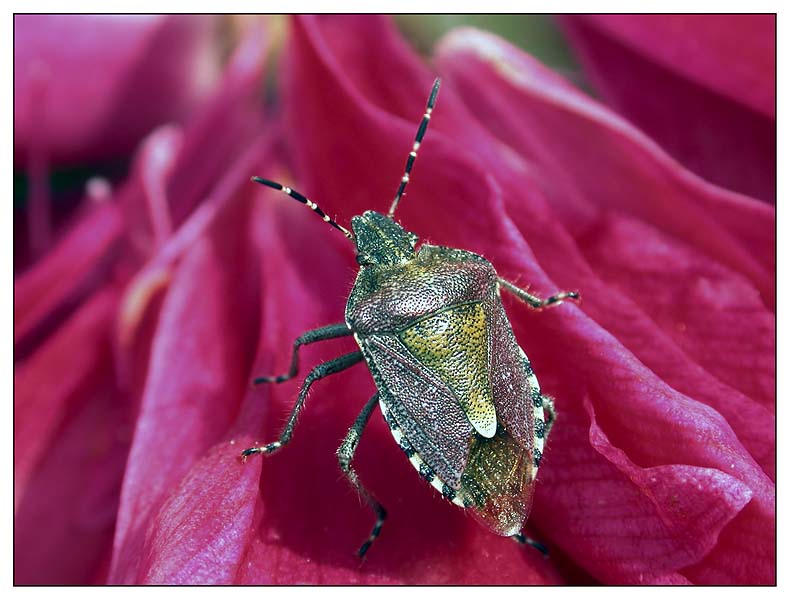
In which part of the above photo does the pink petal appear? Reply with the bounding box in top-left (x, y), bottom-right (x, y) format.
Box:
top-left (560, 396), bottom-right (754, 584)
top-left (107, 23), bottom-right (269, 256)
top-left (15, 286), bottom-right (132, 584)
top-left (137, 441), bottom-right (261, 584)
top-left (15, 286), bottom-right (119, 508)
top-left (282, 17), bottom-right (508, 251)
top-left (566, 15), bottom-right (775, 119)
top-left (581, 215), bottom-right (775, 414)
top-left (680, 499), bottom-right (776, 583)
top-left (117, 133), bottom-right (273, 364)
top-left (15, 21), bottom-right (274, 586)
top-left (14, 15), bottom-right (220, 165)
top-left (165, 24), bottom-right (270, 225)
top-left (108, 195), bottom-right (260, 583)
top-left (560, 15), bottom-right (775, 202)
top-left (506, 301), bottom-right (775, 584)
top-left (14, 202), bottom-right (123, 356)
top-left (15, 370), bottom-right (131, 584)
top-left (113, 25), bottom-right (271, 375)
top-left (436, 28), bottom-right (774, 307)
top-left (15, 22), bottom-right (269, 356)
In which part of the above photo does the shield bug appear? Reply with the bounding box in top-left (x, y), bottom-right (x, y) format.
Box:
top-left (242, 78), bottom-right (579, 558)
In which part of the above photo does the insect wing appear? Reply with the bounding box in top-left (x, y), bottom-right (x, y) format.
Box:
top-left (458, 295), bottom-right (544, 535)
top-left (362, 333), bottom-right (473, 488)
top-left (364, 321), bottom-right (538, 536)
top-left (486, 294), bottom-right (543, 463)
top-left (400, 302), bottom-right (498, 438)
top-left (460, 426), bottom-right (535, 536)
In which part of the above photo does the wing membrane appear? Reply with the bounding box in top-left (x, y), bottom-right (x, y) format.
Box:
top-left (363, 334), bottom-right (473, 488)
top-left (461, 427), bottom-right (534, 536)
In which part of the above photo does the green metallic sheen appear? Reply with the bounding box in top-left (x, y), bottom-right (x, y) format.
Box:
top-left (351, 211), bottom-right (419, 266)
top-left (400, 302), bottom-right (498, 438)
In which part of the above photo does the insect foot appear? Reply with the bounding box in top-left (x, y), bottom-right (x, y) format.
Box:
top-left (498, 279), bottom-right (581, 311)
top-left (239, 442), bottom-right (281, 463)
top-left (252, 374), bottom-right (289, 385)
top-left (357, 505), bottom-right (387, 561)
top-left (546, 290), bottom-right (581, 306)
top-left (512, 533), bottom-right (549, 557)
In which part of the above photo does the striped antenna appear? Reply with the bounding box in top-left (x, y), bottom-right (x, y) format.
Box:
top-left (251, 176), bottom-right (354, 240)
top-left (388, 77), bottom-right (441, 218)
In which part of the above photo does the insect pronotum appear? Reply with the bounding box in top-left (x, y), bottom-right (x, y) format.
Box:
top-left (243, 78), bottom-right (579, 559)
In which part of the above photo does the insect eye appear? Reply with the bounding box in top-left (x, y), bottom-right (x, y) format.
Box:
top-left (356, 254), bottom-right (369, 266)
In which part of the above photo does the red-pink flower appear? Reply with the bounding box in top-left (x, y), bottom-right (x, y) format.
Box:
top-left (14, 15), bottom-right (774, 585)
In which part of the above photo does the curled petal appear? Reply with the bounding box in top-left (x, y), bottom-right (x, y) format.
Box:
top-left (562, 15), bottom-right (775, 120)
top-left (510, 305), bottom-right (775, 584)
top-left (435, 28), bottom-right (774, 305)
top-left (560, 15), bottom-right (776, 201)
top-left (546, 396), bottom-right (754, 584)
top-left (108, 196), bottom-right (260, 583)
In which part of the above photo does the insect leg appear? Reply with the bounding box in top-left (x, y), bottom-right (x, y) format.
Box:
top-left (336, 393), bottom-right (387, 559)
top-left (498, 278), bottom-right (580, 310)
top-left (252, 323), bottom-right (351, 385)
top-left (541, 394), bottom-right (557, 441)
top-left (512, 533), bottom-right (549, 557)
top-left (241, 351), bottom-right (364, 460)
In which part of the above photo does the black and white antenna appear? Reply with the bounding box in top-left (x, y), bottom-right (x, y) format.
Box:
top-left (387, 78), bottom-right (441, 218)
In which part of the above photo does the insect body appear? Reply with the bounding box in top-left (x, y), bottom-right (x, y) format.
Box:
top-left (242, 79), bottom-right (579, 558)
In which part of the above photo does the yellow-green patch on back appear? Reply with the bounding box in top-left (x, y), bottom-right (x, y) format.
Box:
top-left (400, 302), bottom-right (497, 438)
